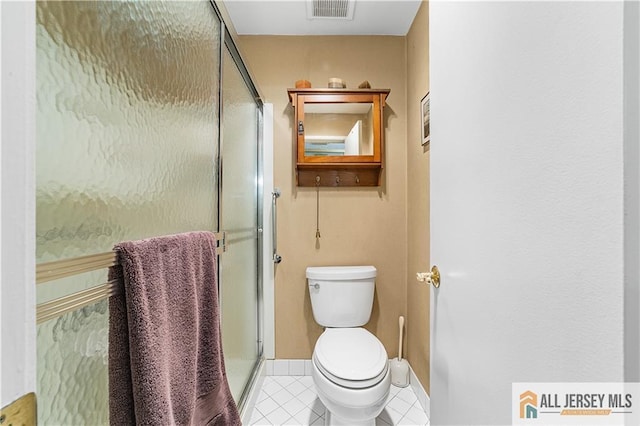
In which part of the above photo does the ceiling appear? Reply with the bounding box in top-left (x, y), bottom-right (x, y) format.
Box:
top-left (223, 0), bottom-right (423, 36)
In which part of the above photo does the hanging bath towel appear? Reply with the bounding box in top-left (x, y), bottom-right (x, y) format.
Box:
top-left (108, 231), bottom-right (240, 426)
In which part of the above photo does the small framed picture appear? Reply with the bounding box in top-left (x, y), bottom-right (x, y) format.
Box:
top-left (421, 92), bottom-right (430, 145)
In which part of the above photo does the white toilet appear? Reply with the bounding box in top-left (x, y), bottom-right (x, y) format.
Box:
top-left (307, 266), bottom-right (390, 426)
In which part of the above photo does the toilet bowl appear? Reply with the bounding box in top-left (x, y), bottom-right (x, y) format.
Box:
top-left (312, 328), bottom-right (390, 425)
top-left (306, 266), bottom-right (390, 426)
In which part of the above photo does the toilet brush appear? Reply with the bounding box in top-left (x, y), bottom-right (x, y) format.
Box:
top-left (390, 316), bottom-right (410, 387)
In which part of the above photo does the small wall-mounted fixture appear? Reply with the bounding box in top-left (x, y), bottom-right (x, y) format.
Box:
top-left (416, 265), bottom-right (440, 288)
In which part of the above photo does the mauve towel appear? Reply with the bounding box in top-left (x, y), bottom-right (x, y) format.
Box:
top-left (108, 231), bottom-right (240, 426)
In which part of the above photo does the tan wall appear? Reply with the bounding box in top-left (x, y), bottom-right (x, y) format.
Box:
top-left (238, 35), bottom-right (408, 359)
top-left (406, 2), bottom-right (431, 392)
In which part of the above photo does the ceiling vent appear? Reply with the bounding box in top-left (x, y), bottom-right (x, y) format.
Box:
top-left (307, 0), bottom-right (355, 20)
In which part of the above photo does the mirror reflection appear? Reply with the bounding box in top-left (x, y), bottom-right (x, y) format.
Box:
top-left (304, 103), bottom-right (374, 156)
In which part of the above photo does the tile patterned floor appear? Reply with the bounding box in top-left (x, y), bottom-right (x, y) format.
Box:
top-left (248, 376), bottom-right (430, 426)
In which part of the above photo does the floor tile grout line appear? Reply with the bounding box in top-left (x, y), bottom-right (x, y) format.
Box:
top-left (281, 399), bottom-right (311, 418)
top-left (399, 404), bottom-right (430, 426)
top-left (255, 396), bottom-right (283, 418)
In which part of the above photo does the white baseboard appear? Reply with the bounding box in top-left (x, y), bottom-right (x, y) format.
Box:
top-left (265, 358), bottom-right (313, 376)
top-left (409, 364), bottom-right (430, 418)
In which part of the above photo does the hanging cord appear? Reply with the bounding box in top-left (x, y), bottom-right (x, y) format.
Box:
top-left (315, 176), bottom-right (321, 239)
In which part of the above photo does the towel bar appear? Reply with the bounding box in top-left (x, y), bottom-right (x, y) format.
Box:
top-left (36, 280), bottom-right (120, 324)
top-left (36, 232), bottom-right (226, 284)
top-left (36, 232), bottom-right (226, 324)
top-left (36, 251), bottom-right (118, 284)
top-left (272, 188), bottom-right (282, 263)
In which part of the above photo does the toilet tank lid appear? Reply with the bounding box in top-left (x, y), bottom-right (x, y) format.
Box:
top-left (306, 266), bottom-right (376, 280)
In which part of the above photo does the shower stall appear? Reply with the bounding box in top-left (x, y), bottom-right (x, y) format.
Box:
top-left (35, 1), bottom-right (264, 423)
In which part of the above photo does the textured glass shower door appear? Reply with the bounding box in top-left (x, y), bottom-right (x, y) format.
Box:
top-left (36, 0), bottom-right (263, 422)
top-left (220, 45), bottom-right (262, 403)
top-left (35, 1), bottom-right (221, 424)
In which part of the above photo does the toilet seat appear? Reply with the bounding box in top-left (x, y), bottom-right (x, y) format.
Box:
top-left (313, 328), bottom-right (388, 389)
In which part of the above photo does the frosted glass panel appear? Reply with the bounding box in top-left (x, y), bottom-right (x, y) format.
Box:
top-left (36, 1), bottom-right (221, 424)
top-left (37, 301), bottom-right (109, 426)
top-left (220, 47), bottom-right (260, 401)
top-left (36, 0), bottom-right (220, 301)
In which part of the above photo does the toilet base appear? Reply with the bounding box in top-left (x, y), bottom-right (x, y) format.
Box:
top-left (325, 410), bottom-right (375, 426)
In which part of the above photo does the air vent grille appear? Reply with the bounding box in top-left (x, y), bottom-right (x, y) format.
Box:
top-left (307, 0), bottom-right (355, 20)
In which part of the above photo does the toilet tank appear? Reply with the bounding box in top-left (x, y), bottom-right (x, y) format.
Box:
top-left (306, 266), bottom-right (376, 327)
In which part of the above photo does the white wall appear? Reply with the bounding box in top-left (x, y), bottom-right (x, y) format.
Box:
top-left (624, 0), bottom-right (640, 382)
top-left (430, 1), bottom-right (628, 424)
top-left (262, 103), bottom-right (275, 360)
top-left (0, 1), bottom-right (36, 407)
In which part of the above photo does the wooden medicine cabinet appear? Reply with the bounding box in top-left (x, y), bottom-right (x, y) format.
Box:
top-left (288, 88), bottom-right (390, 187)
